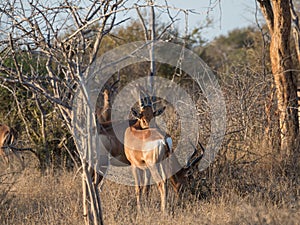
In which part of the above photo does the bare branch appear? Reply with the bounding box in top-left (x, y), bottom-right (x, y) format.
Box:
top-left (136, 5), bottom-right (149, 41)
top-left (257, 0), bottom-right (274, 33)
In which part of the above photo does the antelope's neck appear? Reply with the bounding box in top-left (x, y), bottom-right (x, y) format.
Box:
top-left (131, 121), bottom-right (143, 130)
top-left (129, 126), bottom-right (151, 139)
top-left (103, 99), bottom-right (110, 108)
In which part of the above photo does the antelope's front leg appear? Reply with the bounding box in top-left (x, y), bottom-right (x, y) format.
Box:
top-left (132, 166), bottom-right (143, 212)
top-left (142, 169), bottom-right (150, 199)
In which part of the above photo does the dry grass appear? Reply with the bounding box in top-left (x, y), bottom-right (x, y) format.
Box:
top-left (0, 168), bottom-right (83, 225)
top-left (0, 162), bottom-right (299, 225)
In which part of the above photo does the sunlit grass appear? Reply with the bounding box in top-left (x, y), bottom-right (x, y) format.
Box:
top-left (0, 163), bottom-right (299, 225)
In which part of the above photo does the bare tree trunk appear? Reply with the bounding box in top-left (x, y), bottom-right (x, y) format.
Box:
top-left (264, 84), bottom-right (281, 151)
top-left (258, 0), bottom-right (299, 159)
top-left (82, 170), bottom-right (90, 225)
top-left (82, 162), bottom-right (104, 225)
top-left (289, 0), bottom-right (300, 129)
top-left (270, 0), bottom-right (298, 156)
top-left (290, 0), bottom-right (300, 64)
top-left (298, 77), bottom-right (300, 129)
top-left (149, 0), bottom-right (156, 86)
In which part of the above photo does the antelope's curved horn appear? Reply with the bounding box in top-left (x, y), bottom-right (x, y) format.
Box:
top-left (4, 131), bottom-right (14, 146)
top-left (139, 88), bottom-right (152, 108)
top-left (184, 141), bottom-right (205, 169)
top-left (139, 90), bottom-right (145, 108)
top-left (110, 79), bottom-right (119, 92)
top-left (197, 141), bottom-right (205, 152)
top-left (187, 153), bottom-right (203, 168)
top-left (144, 96), bottom-right (152, 107)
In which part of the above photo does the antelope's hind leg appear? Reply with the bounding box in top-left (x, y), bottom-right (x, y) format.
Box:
top-left (0, 147), bottom-right (10, 169)
top-left (148, 163), bottom-right (168, 212)
top-left (157, 181), bottom-right (167, 212)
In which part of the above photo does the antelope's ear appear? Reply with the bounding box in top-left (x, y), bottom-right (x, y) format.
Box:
top-left (131, 107), bottom-right (141, 118)
top-left (153, 106), bottom-right (166, 117)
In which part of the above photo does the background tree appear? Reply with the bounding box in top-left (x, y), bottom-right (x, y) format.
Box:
top-left (257, 0), bottom-right (299, 160)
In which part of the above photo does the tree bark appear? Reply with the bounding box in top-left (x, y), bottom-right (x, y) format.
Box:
top-left (289, 0), bottom-right (300, 129)
top-left (258, 0), bottom-right (299, 158)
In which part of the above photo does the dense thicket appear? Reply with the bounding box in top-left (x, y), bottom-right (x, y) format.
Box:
top-left (1, 21), bottom-right (298, 174)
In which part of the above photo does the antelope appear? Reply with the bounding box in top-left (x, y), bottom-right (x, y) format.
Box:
top-left (96, 89), bottom-right (111, 124)
top-left (0, 124), bottom-right (15, 165)
top-left (122, 91), bottom-right (206, 212)
top-left (0, 124), bottom-right (25, 168)
top-left (94, 89), bottom-right (204, 199)
top-left (0, 124), bottom-right (34, 169)
top-left (95, 87), bottom-right (131, 169)
top-left (95, 117), bottom-right (203, 192)
top-left (124, 95), bottom-right (170, 212)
